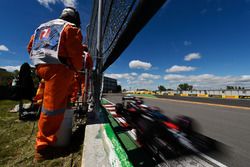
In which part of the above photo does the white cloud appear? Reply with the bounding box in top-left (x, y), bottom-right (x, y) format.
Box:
top-left (166, 65), bottom-right (196, 73)
top-left (164, 74), bottom-right (250, 89)
top-left (0, 65), bottom-right (20, 72)
top-left (131, 72), bottom-right (138, 76)
top-left (63, 0), bottom-right (77, 7)
top-left (37, 0), bottom-right (77, 9)
top-left (105, 72), bottom-right (161, 89)
top-left (0, 45), bottom-right (9, 52)
top-left (105, 72), bottom-right (160, 82)
top-left (104, 73), bottom-right (136, 81)
top-left (184, 53), bottom-right (201, 61)
top-left (128, 80), bottom-right (154, 85)
top-left (138, 73), bottom-right (161, 80)
top-left (37, 0), bottom-right (56, 8)
top-left (184, 41), bottom-right (192, 46)
top-left (129, 60), bottom-right (152, 70)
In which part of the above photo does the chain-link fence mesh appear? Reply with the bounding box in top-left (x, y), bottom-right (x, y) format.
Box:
top-left (87, 0), bottom-right (166, 72)
top-left (87, 0), bottom-right (137, 69)
top-left (87, 0), bottom-right (166, 107)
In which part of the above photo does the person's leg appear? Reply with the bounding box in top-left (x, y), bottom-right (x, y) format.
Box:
top-left (70, 77), bottom-right (79, 104)
top-left (35, 65), bottom-right (74, 157)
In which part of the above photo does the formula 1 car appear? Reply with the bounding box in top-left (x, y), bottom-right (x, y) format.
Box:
top-left (115, 95), bottom-right (213, 160)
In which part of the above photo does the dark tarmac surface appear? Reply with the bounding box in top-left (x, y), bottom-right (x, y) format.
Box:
top-left (103, 93), bottom-right (250, 167)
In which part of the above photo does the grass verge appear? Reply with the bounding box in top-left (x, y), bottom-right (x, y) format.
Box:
top-left (0, 100), bottom-right (84, 167)
top-left (131, 94), bottom-right (157, 99)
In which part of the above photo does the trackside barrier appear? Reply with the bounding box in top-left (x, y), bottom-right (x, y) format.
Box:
top-left (131, 92), bottom-right (250, 100)
top-left (189, 94), bottom-right (198, 97)
top-left (163, 94), bottom-right (250, 99)
top-left (197, 94), bottom-right (209, 98)
top-left (209, 95), bottom-right (223, 98)
top-left (82, 107), bottom-right (133, 167)
top-left (222, 95), bottom-right (239, 99)
top-left (239, 96), bottom-right (250, 99)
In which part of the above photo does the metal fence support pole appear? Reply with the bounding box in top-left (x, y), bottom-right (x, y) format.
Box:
top-left (94, 0), bottom-right (103, 113)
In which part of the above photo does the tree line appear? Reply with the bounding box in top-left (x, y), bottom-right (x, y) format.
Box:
top-left (157, 83), bottom-right (246, 91)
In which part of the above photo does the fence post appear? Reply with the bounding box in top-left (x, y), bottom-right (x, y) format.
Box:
top-left (93, 0), bottom-right (103, 114)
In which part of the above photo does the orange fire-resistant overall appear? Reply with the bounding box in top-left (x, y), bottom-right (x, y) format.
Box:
top-left (70, 73), bottom-right (81, 103)
top-left (70, 51), bottom-right (93, 103)
top-left (33, 79), bottom-right (45, 106)
top-left (28, 21), bottom-right (83, 151)
top-left (81, 51), bottom-right (93, 98)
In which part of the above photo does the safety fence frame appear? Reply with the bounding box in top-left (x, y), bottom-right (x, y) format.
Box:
top-left (87, 0), bottom-right (167, 117)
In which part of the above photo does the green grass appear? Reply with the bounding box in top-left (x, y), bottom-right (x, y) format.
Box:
top-left (131, 94), bottom-right (157, 99)
top-left (0, 100), bottom-right (84, 167)
top-left (101, 99), bottom-right (110, 105)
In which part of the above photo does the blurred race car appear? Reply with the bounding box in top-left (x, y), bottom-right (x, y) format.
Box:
top-left (116, 95), bottom-right (201, 160)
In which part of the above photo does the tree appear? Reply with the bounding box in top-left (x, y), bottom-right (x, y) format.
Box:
top-left (226, 86), bottom-right (233, 90)
top-left (158, 85), bottom-right (167, 92)
top-left (0, 69), bottom-right (13, 86)
top-left (178, 83), bottom-right (193, 91)
top-left (226, 86), bottom-right (245, 90)
top-left (13, 70), bottom-right (19, 77)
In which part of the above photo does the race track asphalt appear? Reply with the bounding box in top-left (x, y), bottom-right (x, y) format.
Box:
top-left (103, 93), bottom-right (250, 167)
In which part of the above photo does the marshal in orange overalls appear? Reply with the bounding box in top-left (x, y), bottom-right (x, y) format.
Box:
top-left (28, 19), bottom-right (83, 152)
top-left (70, 48), bottom-right (93, 103)
top-left (81, 50), bottom-right (93, 100)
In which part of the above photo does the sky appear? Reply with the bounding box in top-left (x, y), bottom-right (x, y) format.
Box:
top-left (1, 0), bottom-right (250, 90)
top-left (0, 0), bottom-right (92, 69)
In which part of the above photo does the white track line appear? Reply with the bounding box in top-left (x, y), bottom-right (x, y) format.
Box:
top-left (199, 153), bottom-right (227, 167)
top-left (103, 104), bottom-right (115, 107)
top-left (127, 130), bottom-right (137, 141)
top-left (106, 108), bottom-right (116, 111)
top-left (117, 117), bottom-right (126, 124)
top-left (110, 111), bottom-right (117, 115)
top-left (103, 98), bottom-right (116, 105)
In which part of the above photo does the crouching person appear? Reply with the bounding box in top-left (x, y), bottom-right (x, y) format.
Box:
top-left (27, 7), bottom-right (83, 161)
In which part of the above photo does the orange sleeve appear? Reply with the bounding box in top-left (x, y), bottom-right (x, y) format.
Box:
top-left (27, 35), bottom-right (34, 54)
top-left (60, 25), bottom-right (83, 71)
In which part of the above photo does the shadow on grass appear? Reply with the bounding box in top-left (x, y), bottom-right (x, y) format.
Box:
top-left (19, 105), bottom-right (86, 159)
top-left (47, 122), bottom-right (86, 160)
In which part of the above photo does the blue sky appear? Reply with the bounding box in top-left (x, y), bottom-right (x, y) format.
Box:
top-left (105, 0), bottom-right (250, 90)
top-left (0, 0), bottom-right (92, 69)
top-left (1, 0), bottom-right (250, 90)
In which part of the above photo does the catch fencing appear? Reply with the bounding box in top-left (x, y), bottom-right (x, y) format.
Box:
top-left (87, 0), bottom-right (166, 104)
top-left (87, 0), bottom-right (166, 72)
